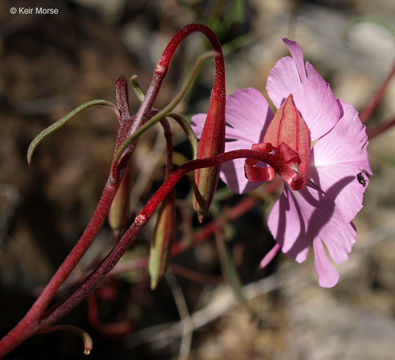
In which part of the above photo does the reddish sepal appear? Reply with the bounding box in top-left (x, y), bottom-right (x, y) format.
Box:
top-left (245, 94), bottom-right (311, 190)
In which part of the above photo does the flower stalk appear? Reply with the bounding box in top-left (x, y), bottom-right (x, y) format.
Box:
top-left (34, 148), bottom-right (297, 329)
top-left (0, 24), bottom-right (225, 357)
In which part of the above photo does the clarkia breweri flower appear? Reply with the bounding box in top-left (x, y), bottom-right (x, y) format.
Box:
top-left (191, 38), bottom-right (371, 287)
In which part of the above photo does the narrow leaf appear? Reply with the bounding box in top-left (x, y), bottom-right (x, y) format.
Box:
top-left (108, 161), bottom-right (131, 237)
top-left (27, 99), bottom-right (118, 165)
top-left (215, 231), bottom-right (248, 307)
top-left (129, 75), bottom-right (146, 102)
top-left (167, 113), bottom-right (198, 159)
top-left (37, 325), bottom-right (93, 355)
top-left (149, 191), bottom-right (176, 289)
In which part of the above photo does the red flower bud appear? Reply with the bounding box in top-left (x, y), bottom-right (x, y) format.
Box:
top-left (245, 94), bottom-right (311, 190)
top-left (193, 85), bottom-right (226, 221)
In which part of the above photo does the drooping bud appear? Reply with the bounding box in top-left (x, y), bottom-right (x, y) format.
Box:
top-left (148, 190), bottom-right (176, 289)
top-left (148, 118), bottom-right (177, 290)
top-left (144, 24), bottom-right (226, 222)
top-left (245, 94), bottom-right (311, 190)
top-left (193, 65), bottom-right (226, 222)
top-left (108, 161), bottom-right (131, 237)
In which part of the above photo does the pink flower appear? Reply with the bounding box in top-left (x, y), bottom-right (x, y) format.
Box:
top-left (191, 38), bottom-right (371, 287)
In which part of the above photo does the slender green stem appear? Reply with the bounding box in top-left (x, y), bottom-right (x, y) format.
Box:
top-left (27, 100), bottom-right (119, 165)
top-left (128, 74), bottom-right (198, 159)
top-left (37, 325), bottom-right (93, 355)
top-left (214, 229), bottom-right (248, 308)
top-left (129, 75), bottom-right (146, 102)
top-left (167, 112), bottom-right (198, 159)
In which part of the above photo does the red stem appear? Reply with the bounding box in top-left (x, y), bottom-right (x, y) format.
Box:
top-left (158, 24), bottom-right (225, 92)
top-left (146, 24), bottom-right (226, 222)
top-left (111, 78), bottom-right (134, 181)
top-left (109, 180), bottom-right (281, 277)
top-left (0, 24), bottom-right (225, 357)
top-left (0, 180), bottom-right (119, 357)
top-left (38, 149), bottom-right (283, 327)
top-left (169, 264), bottom-right (223, 284)
top-left (0, 78), bottom-right (133, 358)
top-left (172, 179), bottom-right (281, 256)
top-left (64, 181), bottom-right (280, 288)
top-left (360, 61), bottom-right (395, 124)
top-left (128, 24), bottom-right (225, 139)
top-left (115, 76), bottom-right (130, 126)
top-left (95, 195), bottom-right (262, 278)
top-left (160, 118), bottom-right (174, 176)
top-left (99, 196), bottom-right (261, 277)
top-left (367, 117), bottom-right (395, 139)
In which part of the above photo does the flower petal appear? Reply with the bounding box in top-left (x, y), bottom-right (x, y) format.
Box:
top-left (311, 99), bottom-right (371, 222)
top-left (266, 39), bottom-right (340, 141)
top-left (192, 88), bottom-right (274, 194)
top-left (224, 88), bottom-right (273, 143)
top-left (191, 88), bottom-right (272, 144)
top-left (260, 243), bottom-right (280, 268)
top-left (268, 181), bottom-right (357, 286)
top-left (267, 186), bottom-right (311, 263)
top-left (313, 238), bottom-right (340, 288)
top-left (190, 113), bottom-right (206, 139)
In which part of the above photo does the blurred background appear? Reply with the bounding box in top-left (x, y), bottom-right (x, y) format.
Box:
top-left (0, 0), bottom-right (394, 359)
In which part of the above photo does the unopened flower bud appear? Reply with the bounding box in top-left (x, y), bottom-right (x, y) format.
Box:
top-left (149, 190), bottom-right (176, 289)
top-left (193, 86), bottom-right (226, 222)
top-left (108, 162), bottom-right (131, 237)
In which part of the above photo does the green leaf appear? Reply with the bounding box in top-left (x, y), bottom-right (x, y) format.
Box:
top-left (149, 192), bottom-right (176, 289)
top-left (215, 231), bottom-right (248, 307)
top-left (222, 34), bottom-right (253, 57)
top-left (167, 113), bottom-right (198, 159)
top-left (38, 325), bottom-right (93, 355)
top-left (129, 75), bottom-right (145, 102)
top-left (27, 99), bottom-right (118, 165)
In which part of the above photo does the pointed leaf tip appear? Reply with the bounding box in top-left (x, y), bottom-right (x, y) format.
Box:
top-left (38, 325), bottom-right (93, 356)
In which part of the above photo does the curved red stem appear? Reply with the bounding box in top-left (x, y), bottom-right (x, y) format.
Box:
top-left (0, 24), bottom-right (226, 358)
top-left (39, 149), bottom-right (283, 327)
top-left (128, 24), bottom-right (225, 139)
top-left (0, 77), bottom-right (133, 359)
top-left (0, 180), bottom-right (119, 358)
